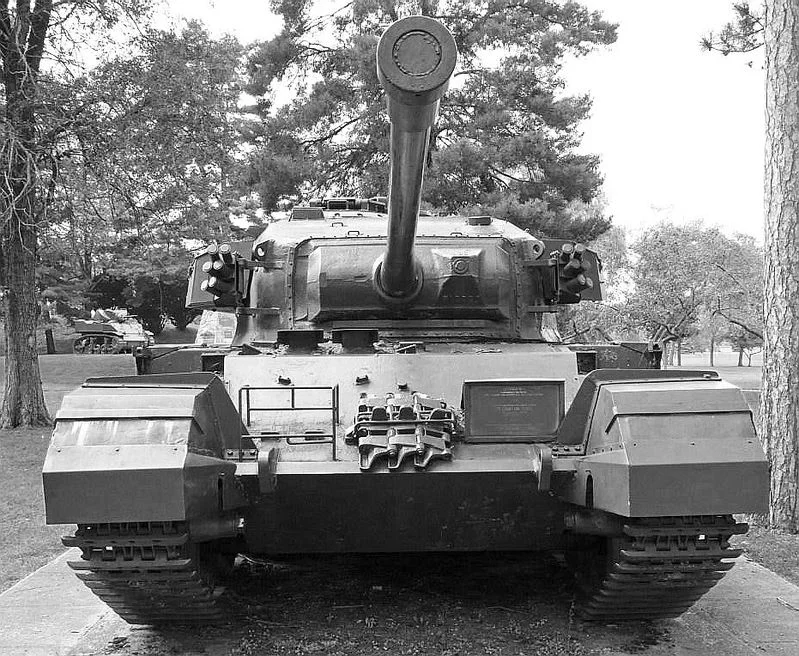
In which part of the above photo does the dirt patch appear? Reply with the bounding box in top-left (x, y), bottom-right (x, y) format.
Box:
top-left (92, 554), bottom-right (677, 656)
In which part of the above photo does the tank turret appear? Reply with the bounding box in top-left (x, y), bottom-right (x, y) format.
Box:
top-left (184, 16), bottom-right (603, 344)
top-left (373, 16), bottom-right (457, 302)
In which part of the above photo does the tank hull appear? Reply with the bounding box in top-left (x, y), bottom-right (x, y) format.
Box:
top-left (244, 463), bottom-right (568, 554)
top-left (72, 316), bottom-right (152, 354)
top-left (42, 359), bottom-right (768, 624)
top-left (225, 344), bottom-right (581, 433)
top-left (72, 332), bottom-right (149, 354)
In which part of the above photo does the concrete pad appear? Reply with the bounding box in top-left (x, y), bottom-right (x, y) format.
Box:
top-left (672, 557), bottom-right (799, 655)
top-left (3, 551), bottom-right (799, 655)
top-left (0, 549), bottom-right (117, 656)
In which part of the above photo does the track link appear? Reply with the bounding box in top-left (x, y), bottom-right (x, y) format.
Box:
top-left (63, 522), bottom-right (224, 624)
top-left (579, 515), bottom-right (747, 621)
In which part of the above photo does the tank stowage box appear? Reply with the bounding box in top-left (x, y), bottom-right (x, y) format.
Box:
top-left (44, 16), bottom-right (768, 625)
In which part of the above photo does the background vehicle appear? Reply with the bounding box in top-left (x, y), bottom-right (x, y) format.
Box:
top-left (43, 16), bottom-right (768, 624)
top-left (72, 309), bottom-right (153, 354)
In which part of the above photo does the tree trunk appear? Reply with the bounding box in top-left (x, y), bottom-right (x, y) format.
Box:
top-left (709, 336), bottom-right (715, 366)
top-left (738, 346), bottom-right (744, 367)
top-left (0, 131), bottom-right (51, 427)
top-left (0, 3), bottom-right (54, 428)
top-left (676, 339), bottom-right (682, 366)
top-left (762, 0), bottom-right (799, 530)
top-left (0, 201), bottom-right (51, 427)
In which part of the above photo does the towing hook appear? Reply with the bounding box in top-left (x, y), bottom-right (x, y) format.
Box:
top-left (532, 445), bottom-right (552, 492)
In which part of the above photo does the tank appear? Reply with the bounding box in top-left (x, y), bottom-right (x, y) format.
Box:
top-left (43, 16), bottom-right (768, 625)
top-left (72, 308), bottom-right (153, 354)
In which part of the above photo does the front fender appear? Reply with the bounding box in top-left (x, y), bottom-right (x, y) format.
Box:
top-left (551, 370), bottom-right (768, 517)
top-left (42, 373), bottom-right (251, 525)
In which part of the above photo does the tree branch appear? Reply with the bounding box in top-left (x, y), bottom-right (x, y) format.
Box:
top-left (26, 0), bottom-right (53, 76)
top-left (301, 111), bottom-right (369, 148)
top-left (713, 307), bottom-right (763, 340)
top-left (0, 1), bottom-right (11, 65)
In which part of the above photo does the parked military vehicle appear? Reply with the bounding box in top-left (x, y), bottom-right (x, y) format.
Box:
top-left (72, 309), bottom-right (153, 354)
top-left (43, 16), bottom-right (768, 625)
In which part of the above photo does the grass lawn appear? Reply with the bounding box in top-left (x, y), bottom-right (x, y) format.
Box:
top-left (734, 524), bottom-right (799, 585)
top-left (0, 354), bottom-right (136, 592)
top-left (0, 427), bottom-right (65, 591)
top-left (0, 350), bottom-right (797, 597)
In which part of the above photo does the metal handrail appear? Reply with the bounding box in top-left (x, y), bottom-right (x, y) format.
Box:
top-left (238, 385), bottom-right (339, 461)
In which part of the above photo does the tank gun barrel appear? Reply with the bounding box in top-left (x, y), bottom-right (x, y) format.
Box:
top-left (375, 16), bottom-right (457, 300)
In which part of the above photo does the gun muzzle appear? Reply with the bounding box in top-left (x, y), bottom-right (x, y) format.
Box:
top-left (374, 16), bottom-right (457, 301)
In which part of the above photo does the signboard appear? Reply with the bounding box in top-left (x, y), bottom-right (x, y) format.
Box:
top-left (463, 379), bottom-right (564, 442)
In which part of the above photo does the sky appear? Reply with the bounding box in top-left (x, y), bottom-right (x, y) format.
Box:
top-left (164, 0), bottom-right (765, 239)
top-left (163, 0), bottom-right (279, 42)
top-left (564, 1), bottom-right (765, 239)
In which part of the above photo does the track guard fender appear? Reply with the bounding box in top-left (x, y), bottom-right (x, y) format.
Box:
top-left (43, 373), bottom-right (252, 524)
top-left (548, 369), bottom-right (769, 517)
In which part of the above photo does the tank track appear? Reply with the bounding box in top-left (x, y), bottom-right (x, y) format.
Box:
top-left (73, 335), bottom-right (122, 354)
top-left (63, 522), bottom-right (223, 624)
top-left (579, 515), bottom-right (747, 621)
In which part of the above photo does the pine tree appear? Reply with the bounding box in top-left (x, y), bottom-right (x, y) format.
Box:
top-left (762, 0), bottom-right (799, 530)
top-left (244, 0), bottom-right (616, 241)
top-left (706, 1), bottom-right (799, 530)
